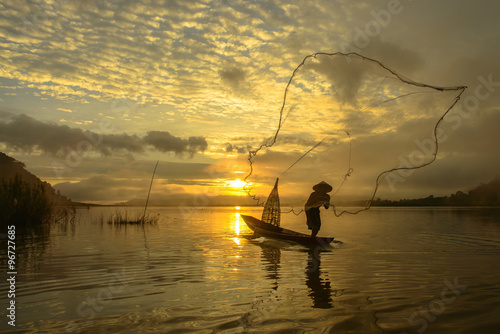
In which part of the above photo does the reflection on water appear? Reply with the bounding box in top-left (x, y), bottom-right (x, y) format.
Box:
top-left (1, 207), bottom-right (500, 333)
top-left (259, 243), bottom-right (281, 283)
top-left (306, 247), bottom-right (334, 309)
top-left (254, 239), bottom-right (338, 309)
top-left (232, 211), bottom-right (242, 246)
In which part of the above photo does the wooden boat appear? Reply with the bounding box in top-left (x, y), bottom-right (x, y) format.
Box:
top-left (240, 214), bottom-right (334, 247)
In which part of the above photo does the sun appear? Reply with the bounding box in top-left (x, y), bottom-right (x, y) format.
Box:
top-left (226, 179), bottom-right (247, 188)
top-left (221, 178), bottom-right (251, 196)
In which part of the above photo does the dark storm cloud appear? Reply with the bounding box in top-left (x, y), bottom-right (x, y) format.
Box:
top-left (0, 114), bottom-right (207, 157)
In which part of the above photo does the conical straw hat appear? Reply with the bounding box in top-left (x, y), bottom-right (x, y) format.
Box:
top-left (313, 181), bottom-right (333, 193)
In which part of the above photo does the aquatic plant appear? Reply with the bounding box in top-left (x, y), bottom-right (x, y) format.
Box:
top-left (95, 209), bottom-right (159, 225)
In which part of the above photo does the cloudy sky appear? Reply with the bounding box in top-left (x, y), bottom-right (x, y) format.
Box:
top-left (0, 0), bottom-right (499, 205)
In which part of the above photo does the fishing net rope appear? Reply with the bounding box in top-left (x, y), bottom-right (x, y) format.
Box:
top-left (244, 52), bottom-right (467, 218)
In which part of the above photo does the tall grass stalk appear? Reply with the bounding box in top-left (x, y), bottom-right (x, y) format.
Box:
top-left (142, 160), bottom-right (159, 223)
top-left (95, 209), bottom-right (158, 225)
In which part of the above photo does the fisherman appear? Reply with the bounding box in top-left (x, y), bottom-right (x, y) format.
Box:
top-left (305, 181), bottom-right (332, 237)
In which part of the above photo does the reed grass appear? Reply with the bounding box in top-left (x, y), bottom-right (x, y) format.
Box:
top-left (95, 209), bottom-right (159, 225)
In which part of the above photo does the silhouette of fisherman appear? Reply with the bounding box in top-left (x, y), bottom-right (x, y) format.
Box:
top-left (305, 181), bottom-right (332, 237)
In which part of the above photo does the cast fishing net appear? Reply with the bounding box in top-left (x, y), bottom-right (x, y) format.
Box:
top-left (244, 52), bottom-right (466, 217)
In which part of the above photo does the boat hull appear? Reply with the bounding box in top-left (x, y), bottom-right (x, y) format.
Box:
top-left (240, 214), bottom-right (334, 246)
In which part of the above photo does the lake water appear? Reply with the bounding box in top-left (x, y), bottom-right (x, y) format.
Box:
top-left (1, 206), bottom-right (500, 333)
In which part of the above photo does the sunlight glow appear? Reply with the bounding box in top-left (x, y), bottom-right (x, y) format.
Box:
top-left (226, 179), bottom-right (247, 188)
top-left (218, 178), bottom-right (253, 197)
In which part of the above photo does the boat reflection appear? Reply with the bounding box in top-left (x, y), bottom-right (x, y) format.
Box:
top-left (260, 244), bottom-right (281, 285)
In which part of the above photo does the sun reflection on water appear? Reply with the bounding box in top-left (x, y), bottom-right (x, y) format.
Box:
top-left (233, 208), bottom-right (241, 245)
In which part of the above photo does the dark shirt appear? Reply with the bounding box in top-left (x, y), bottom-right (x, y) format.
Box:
top-left (304, 191), bottom-right (330, 210)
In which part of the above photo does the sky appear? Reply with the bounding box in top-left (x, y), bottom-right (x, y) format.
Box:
top-left (0, 0), bottom-right (499, 205)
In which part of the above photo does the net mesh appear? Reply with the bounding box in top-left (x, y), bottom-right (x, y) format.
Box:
top-left (261, 178), bottom-right (281, 227)
top-left (244, 52), bottom-right (467, 216)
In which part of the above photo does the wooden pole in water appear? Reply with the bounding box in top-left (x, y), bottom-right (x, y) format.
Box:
top-left (142, 160), bottom-right (159, 223)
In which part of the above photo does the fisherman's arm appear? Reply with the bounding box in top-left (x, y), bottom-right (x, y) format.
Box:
top-left (323, 194), bottom-right (331, 209)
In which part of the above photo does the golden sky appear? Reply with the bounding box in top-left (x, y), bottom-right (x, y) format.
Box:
top-left (1, 0), bottom-right (499, 204)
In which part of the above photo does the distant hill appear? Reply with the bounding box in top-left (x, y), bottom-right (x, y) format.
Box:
top-left (117, 195), bottom-right (259, 207)
top-left (3, 151), bottom-right (499, 207)
top-left (372, 177), bottom-right (500, 207)
top-left (0, 152), bottom-right (73, 206)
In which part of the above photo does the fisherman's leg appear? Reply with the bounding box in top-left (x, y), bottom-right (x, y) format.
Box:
top-left (311, 225), bottom-right (319, 237)
top-left (310, 208), bottom-right (321, 237)
top-left (306, 210), bottom-right (312, 229)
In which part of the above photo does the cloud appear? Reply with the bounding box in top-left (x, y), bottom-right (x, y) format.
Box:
top-left (143, 131), bottom-right (207, 156)
top-left (51, 162), bottom-right (218, 202)
top-left (0, 113), bottom-right (95, 155)
top-left (0, 113), bottom-right (207, 157)
top-left (0, 0), bottom-right (346, 117)
top-left (219, 66), bottom-right (246, 89)
top-left (363, 38), bottom-right (424, 75)
top-left (54, 174), bottom-right (148, 202)
top-left (1, 0), bottom-right (500, 203)
top-left (224, 142), bottom-right (246, 154)
top-left (306, 55), bottom-right (367, 106)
